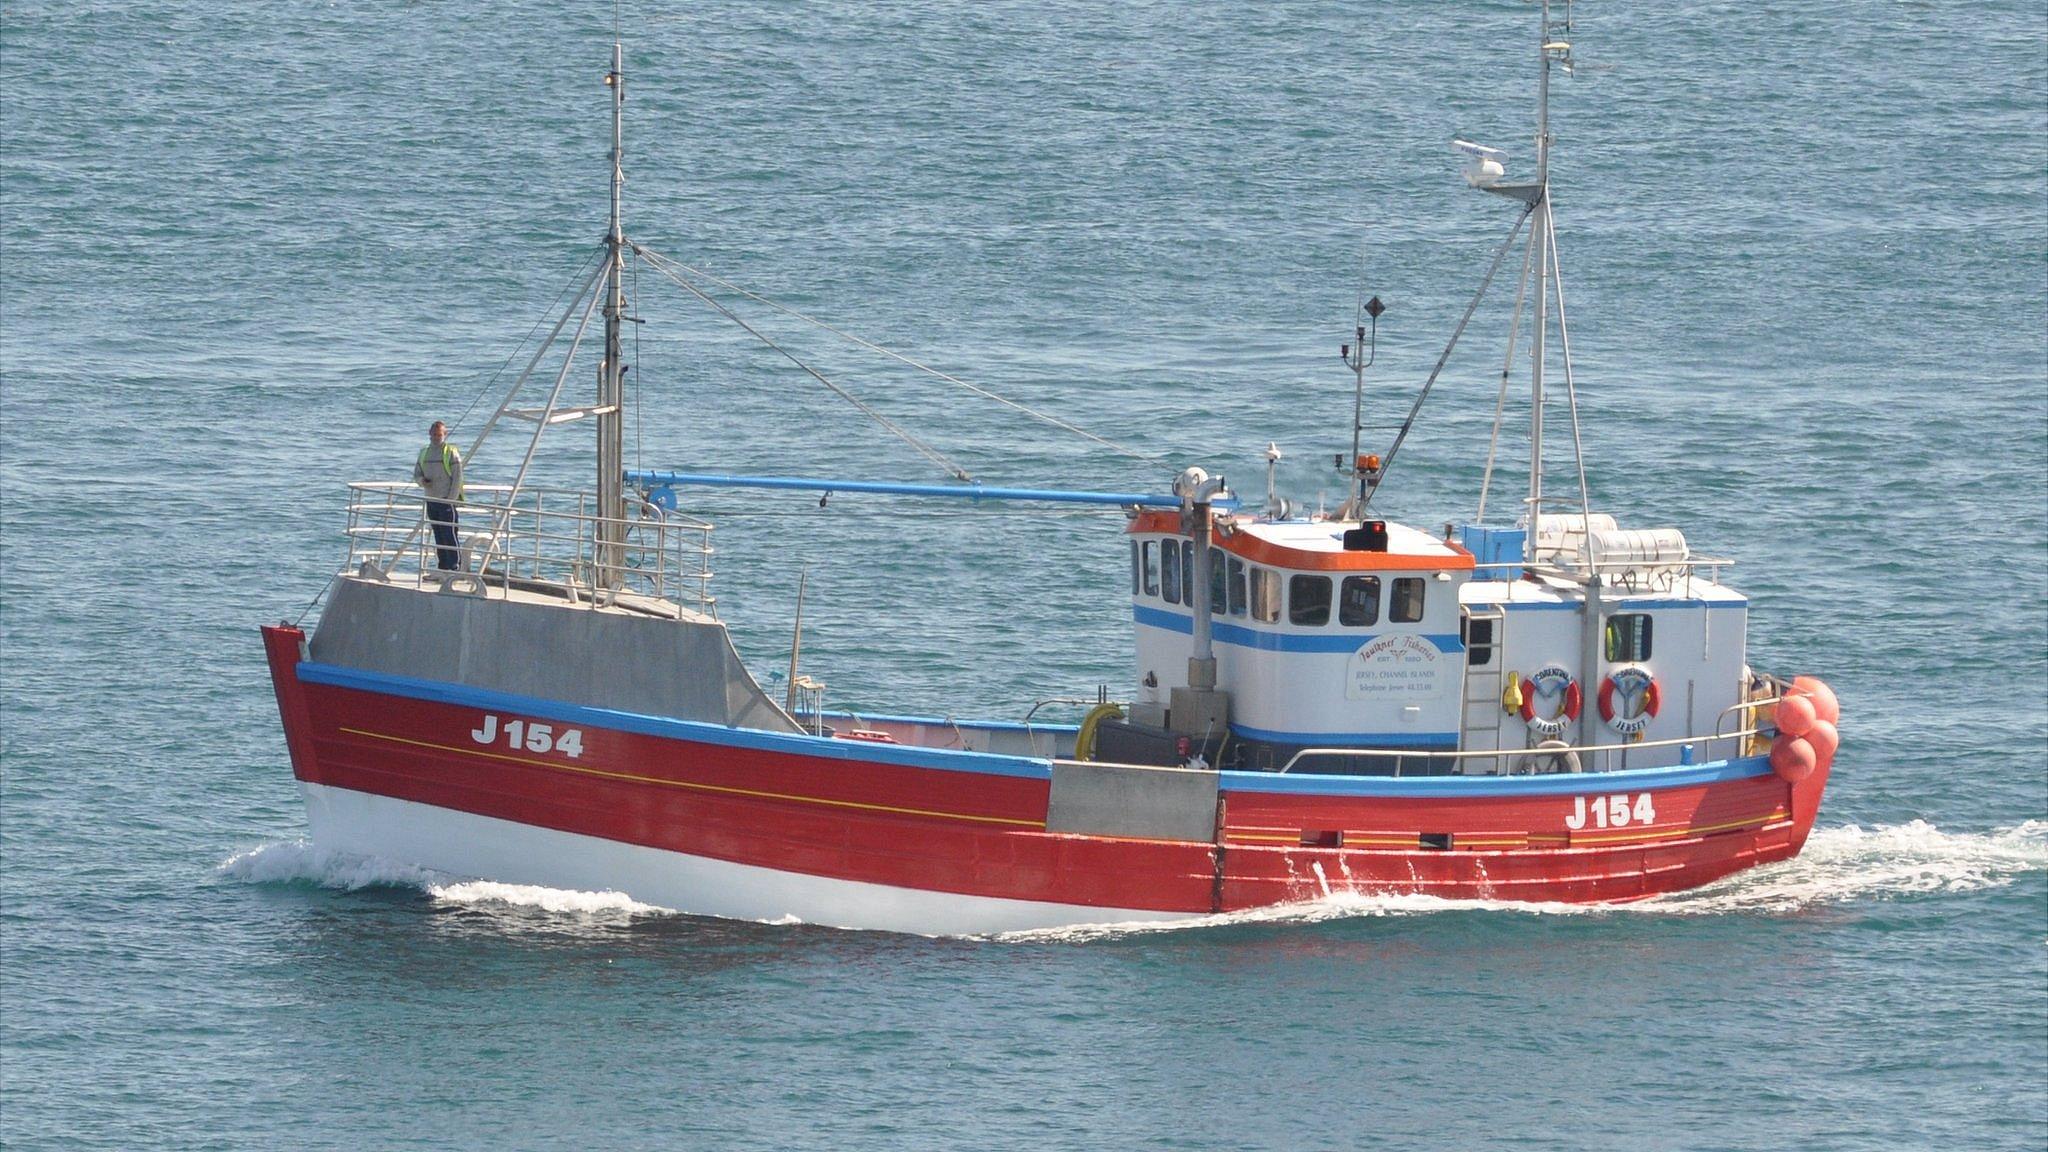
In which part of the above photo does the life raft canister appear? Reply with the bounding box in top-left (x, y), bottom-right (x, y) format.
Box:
top-left (1598, 666), bottom-right (1661, 736)
top-left (1517, 665), bottom-right (1581, 738)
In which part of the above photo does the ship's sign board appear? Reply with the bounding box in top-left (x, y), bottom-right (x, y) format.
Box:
top-left (1346, 635), bottom-right (1448, 701)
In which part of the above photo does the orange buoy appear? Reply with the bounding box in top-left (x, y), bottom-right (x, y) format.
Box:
top-left (1790, 675), bottom-right (1840, 725)
top-left (1805, 719), bottom-right (1839, 769)
top-left (1770, 734), bottom-right (1817, 783)
top-left (1775, 692), bottom-right (1817, 739)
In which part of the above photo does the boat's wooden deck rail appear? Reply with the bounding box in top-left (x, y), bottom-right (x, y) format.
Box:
top-left (342, 481), bottom-right (715, 612)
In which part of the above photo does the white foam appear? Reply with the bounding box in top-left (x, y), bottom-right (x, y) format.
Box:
top-left (994, 890), bottom-right (1592, 943)
top-left (995, 821), bottom-right (2048, 941)
top-left (427, 879), bottom-right (672, 917)
top-left (1638, 818), bottom-right (2048, 915)
top-left (218, 838), bottom-right (452, 891)
top-left (219, 839), bottom-right (675, 919)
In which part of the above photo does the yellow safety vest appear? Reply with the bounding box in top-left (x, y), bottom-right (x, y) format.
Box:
top-left (417, 444), bottom-right (463, 499)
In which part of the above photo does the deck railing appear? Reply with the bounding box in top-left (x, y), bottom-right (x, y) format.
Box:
top-left (342, 482), bottom-right (715, 612)
top-left (1469, 555), bottom-right (1736, 590)
top-left (1277, 697), bottom-right (1779, 777)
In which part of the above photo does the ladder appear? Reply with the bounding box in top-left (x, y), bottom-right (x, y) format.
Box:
top-left (1459, 605), bottom-right (1509, 775)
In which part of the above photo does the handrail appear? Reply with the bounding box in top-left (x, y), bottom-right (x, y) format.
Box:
top-left (1278, 720), bottom-right (1766, 776)
top-left (1020, 697), bottom-right (1118, 725)
top-left (1467, 560), bottom-right (1737, 588)
top-left (1470, 556), bottom-right (1736, 574)
top-left (342, 481), bottom-right (715, 613)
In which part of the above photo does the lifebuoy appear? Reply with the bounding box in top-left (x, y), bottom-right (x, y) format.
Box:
top-left (1599, 667), bottom-right (1660, 736)
top-left (1517, 665), bottom-right (1581, 738)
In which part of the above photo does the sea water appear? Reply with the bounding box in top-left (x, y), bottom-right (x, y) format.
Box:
top-left (3, 3), bottom-right (2044, 1149)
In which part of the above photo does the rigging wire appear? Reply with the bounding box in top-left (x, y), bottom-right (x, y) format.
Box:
top-left (639, 248), bottom-right (1167, 466)
top-left (460, 253), bottom-right (611, 465)
top-left (1476, 217), bottom-right (1539, 523)
top-left (498, 260), bottom-right (609, 510)
top-left (633, 246), bottom-right (974, 482)
top-left (287, 578), bottom-right (330, 627)
top-left (349, 252), bottom-right (611, 590)
top-left (1544, 205), bottom-right (1596, 540)
top-left (450, 245), bottom-right (605, 438)
top-left (1360, 201), bottom-right (1535, 514)
top-left (631, 246), bottom-right (643, 472)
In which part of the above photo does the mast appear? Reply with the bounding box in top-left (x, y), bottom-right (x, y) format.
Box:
top-left (1525, 2), bottom-right (1556, 562)
top-left (597, 41), bottom-right (628, 588)
top-left (1339, 285), bottom-right (1383, 518)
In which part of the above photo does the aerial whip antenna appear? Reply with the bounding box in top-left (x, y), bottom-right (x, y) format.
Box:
top-left (1335, 255), bottom-right (1385, 517)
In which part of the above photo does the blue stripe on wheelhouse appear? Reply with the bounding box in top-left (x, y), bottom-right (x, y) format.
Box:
top-left (1132, 604), bottom-right (1463, 654)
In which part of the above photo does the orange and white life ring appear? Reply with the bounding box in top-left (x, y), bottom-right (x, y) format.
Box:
top-left (1518, 665), bottom-right (1581, 738)
top-left (1599, 667), bottom-right (1661, 736)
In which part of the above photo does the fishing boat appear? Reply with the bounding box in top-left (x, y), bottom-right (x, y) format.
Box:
top-left (261, 9), bottom-right (1840, 934)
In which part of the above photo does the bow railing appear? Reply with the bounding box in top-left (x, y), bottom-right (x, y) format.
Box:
top-left (341, 482), bottom-right (714, 612)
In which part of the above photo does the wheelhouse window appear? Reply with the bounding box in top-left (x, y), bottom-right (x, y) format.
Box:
top-left (1142, 540), bottom-right (1159, 597)
top-left (1289, 574), bottom-right (1332, 626)
top-left (1227, 556), bottom-right (1248, 617)
top-left (1390, 577), bottom-right (1425, 623)
top-left (1250, 567), bottom-right (1282, 623)
top-left (1162, 538), bottom-right (1182, 605)
top-left (1180, 540), bottom-right (1195, 607)
top-left (1130, 541), bottom-right (1140, 596)
top-left (1209, 549), bottom-right (1226, 613)
top-left (1463, 614), bottom-right (1495, 667)
top-left (1605, 613), bottom-right (1653, 662)
top-left (1339, 575), bottom-right (1380, 626)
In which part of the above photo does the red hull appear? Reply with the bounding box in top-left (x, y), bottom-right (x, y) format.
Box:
top-left (263, 625), bottom-right (1829, 918)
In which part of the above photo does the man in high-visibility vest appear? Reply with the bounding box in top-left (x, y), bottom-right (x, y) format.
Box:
top-left (413, 420), bottom-right (464, 571)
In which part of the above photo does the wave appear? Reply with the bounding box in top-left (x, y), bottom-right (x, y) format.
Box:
top-left (1640, 818), bottom-right (2047, 915)
top-left (218, 840), bottom-right (674, 918)
top-left (427, 879), bottom-right (671, 917)
top-left (219, 839), bottom-right (451, 892)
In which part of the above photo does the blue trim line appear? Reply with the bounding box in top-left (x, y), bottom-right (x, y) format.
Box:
top-left (1132, 605), bottom-right (1463, 655)
top-left (295, 662), bottom-right (1055, 780)
top-left (1134, 603), bottom-right (1197, 634)
top-left (1228, 723), bottom-right (1460, 749)
top-left (1219, 756), bottom-right (1773, 798)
